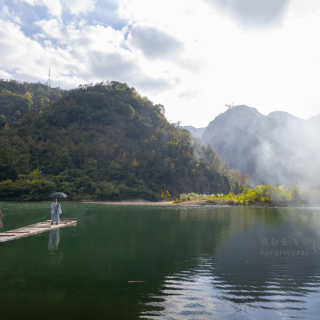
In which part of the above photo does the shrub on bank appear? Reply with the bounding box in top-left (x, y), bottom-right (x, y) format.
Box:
top-left (179, 184), bottom-right (319, 205)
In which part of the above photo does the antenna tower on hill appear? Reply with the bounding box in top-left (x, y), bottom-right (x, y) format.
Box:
top-left (47, 66), bottom-right (51, 87)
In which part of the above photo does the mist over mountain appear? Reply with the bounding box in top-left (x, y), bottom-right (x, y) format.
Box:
top-left (189, 105), bottom-right (320, 186)
top-left (180, 126), bottom-right (206, 139)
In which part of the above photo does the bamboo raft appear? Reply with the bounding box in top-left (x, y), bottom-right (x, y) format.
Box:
top-left (0, 219), bottom-right (77, 242)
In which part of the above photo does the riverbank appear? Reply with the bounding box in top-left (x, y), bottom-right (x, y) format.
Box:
top-left (82, 200), bottom-right (225, 206)
top-left (82, 200), bottom-right (318, 207)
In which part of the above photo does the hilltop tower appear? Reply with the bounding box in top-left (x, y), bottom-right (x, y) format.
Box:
top-left (47, 66), bottom-right (51, 88)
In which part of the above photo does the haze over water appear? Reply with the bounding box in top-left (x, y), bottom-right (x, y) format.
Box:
top-left (1, 202), bottom-right (320, 319)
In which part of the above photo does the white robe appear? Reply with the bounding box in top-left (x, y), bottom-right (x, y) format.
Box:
top-left (51, 202), bottom-right (62, 224)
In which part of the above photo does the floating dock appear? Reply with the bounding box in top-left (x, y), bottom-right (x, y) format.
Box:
top-left (0, 219), bottom-right (77, 242)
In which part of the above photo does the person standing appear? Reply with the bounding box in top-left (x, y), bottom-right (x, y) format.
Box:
top-left (0, 211), bottom-right (3, 228)
top-left (51, 199), bottom-right (62, 225)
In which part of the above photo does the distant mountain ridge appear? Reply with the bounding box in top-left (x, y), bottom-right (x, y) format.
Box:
top-left (185, 105), bottom-right (320, 185)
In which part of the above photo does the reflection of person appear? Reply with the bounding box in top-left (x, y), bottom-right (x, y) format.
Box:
top-left (48, 228), bottom-right (60, 251)
top-left (51, 199), bottom-right (62, 225)
top-left (0, 211), bottom-right (3, 228)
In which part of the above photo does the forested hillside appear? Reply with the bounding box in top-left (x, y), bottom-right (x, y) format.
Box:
top-left (0, 80), bottom-right (66, 129)
top-left (0, 80), bottom-right (240, 200)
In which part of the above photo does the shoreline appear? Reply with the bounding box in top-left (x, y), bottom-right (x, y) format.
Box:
top-left (82, 200), bottom-right (238, 206)
top-left (82, 200), bottom-right (320, 207)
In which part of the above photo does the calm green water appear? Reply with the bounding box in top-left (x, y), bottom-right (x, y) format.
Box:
top-left (1, 202), bottom-right (320, 319)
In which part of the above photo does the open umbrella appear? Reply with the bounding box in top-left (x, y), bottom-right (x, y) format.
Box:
top-left (49, 192), bottom-right (67, 199)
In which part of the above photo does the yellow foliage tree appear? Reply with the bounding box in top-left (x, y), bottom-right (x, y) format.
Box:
top-left (4, 123), bottom-right (9, 130)
top-left (161, 190), bottom-right (171, 201)
top-left (132, 159), bottom-right (139, 167)
top-left (25, 91), bottom-right (32, 99)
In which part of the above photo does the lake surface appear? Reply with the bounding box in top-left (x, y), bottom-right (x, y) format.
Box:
top-left (1, 202), bottom-right (320, 319)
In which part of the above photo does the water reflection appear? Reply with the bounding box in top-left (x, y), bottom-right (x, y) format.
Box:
top-left (143, 207), bottom-right (320, 319)
top-left (48, 228), bottom-right (60, 251)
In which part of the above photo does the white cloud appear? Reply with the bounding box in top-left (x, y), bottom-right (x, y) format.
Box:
top-left (205, 0), bottom-right (290, 29)
top-left (128, 24), bottom-right (184, 60)
top-left (33, 33), bottom-right (47, 40)
top-left (179, 88), bottom-right (201, 101)
top-left (0, 5), bottom-right (24, 24)
top-left (32, 19), bottom-right (182, 93)
top-left (61, 0), bottom-right (96, 15)
top-left (0, 18), bottom-right (178, 93)
top-left (2, 0), bottom-right (320, 128)
top-left (19, 0), bottom-right (95, 17)
top-left (0, 69), bottom-right (12, 79)
top-left (0, 19), bottom-right (76, 84)
top-left (20, 0), bottom-right (63, 17)
top-left (43, 39), bottom-right (52, 47)
top-left (116, 0), bottom-right (320, 127)
top-left (35, 19), bottom-right (125, 49)
top-left (288, 0), bottom-right (320, 19)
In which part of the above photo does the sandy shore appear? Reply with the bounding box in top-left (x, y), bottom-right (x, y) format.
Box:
top-left (82, 201), bottom-right (174, 206)
top-left (81, 200), bottom-right (231, 206)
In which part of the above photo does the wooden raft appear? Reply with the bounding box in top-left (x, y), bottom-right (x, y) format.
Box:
top-left (0, 218), bottom-right (77, 243)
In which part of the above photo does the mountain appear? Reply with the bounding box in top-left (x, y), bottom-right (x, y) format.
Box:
top-left (180, 126), bottom-right (206, 139)
top-left (202, 105), bottom-right (320, 185)
top-left (0, 80), bottom-right (240, 200)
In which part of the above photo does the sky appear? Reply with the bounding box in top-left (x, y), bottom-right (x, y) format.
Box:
top-left (1, 0), bottom-right (320, 127)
